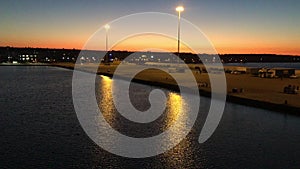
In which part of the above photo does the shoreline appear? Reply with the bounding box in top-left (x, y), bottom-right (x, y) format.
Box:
top-left (0, 63), bottom-right (52, 66)
top-left (2, 63), bottom-right (300, 116)
top-left (52, 63), bottom-right (300, 116)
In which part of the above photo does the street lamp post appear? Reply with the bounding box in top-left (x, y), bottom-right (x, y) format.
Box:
top-left (176, 6), bottom-right (184, 63)
top-left (105, 24), bottom-right (110, 52)
top-left (104, 24), bottom-right (110, 61)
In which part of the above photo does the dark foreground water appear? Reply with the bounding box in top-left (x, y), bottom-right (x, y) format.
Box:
top-left (0, 66), bottom-right (299, 169)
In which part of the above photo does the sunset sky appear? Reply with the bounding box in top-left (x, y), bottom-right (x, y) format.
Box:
top-left (1, 0), bottom-right (300, 55)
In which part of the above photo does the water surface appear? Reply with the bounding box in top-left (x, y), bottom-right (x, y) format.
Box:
top-left (0, 66), bottom-right (299, 169)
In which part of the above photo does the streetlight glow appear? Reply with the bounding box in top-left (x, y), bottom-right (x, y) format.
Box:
top-left (176, 6), bottom-right (184, 12)
top-left (104, 24), bottom-right (110, 30)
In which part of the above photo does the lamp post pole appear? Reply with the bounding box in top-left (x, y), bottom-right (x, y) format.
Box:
top-left (104, 24), bottom-right (110, 63)
top-left (176, 6), bottom-right (184, 64)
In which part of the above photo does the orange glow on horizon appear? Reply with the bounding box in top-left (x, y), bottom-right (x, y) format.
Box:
top-left (2, 34), bottom-right (299, 55)
top-left (1, 39), bottom-right (85, 50)
top-left (216, 48), bottom-right (300, 55)
top-left (110, 34), bottom-right (194, 53)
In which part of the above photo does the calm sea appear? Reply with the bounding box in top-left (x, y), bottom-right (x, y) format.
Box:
top-left (0, 66), bottom-right (299, 169)
top-left (224, 62), bottom-right (300, 69)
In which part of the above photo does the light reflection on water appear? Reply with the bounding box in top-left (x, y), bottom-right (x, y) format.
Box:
top-left (98, 75), bottom-right (115, 127)
top-left (164, 93), bottom-right (183, 129)
top-left (97, 75), bottom-right (189, 131)
top-left (163, 93), bottom-right (196, 168)
top-left (95, 75), bottom-right (196, 164)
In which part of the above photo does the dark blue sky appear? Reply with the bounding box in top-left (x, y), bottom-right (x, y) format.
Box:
top-left (1, 0), bottom-right (299, 54)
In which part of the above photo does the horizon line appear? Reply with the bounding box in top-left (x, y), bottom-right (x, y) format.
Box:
top-left (1, 45), bottom-right (300, 57)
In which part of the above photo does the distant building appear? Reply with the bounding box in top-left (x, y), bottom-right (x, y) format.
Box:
top-left (18, 54), bottom-right (37, 63)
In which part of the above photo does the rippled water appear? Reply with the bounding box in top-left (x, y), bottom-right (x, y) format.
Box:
top-left (0, 66), bottom-right (299, 169)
